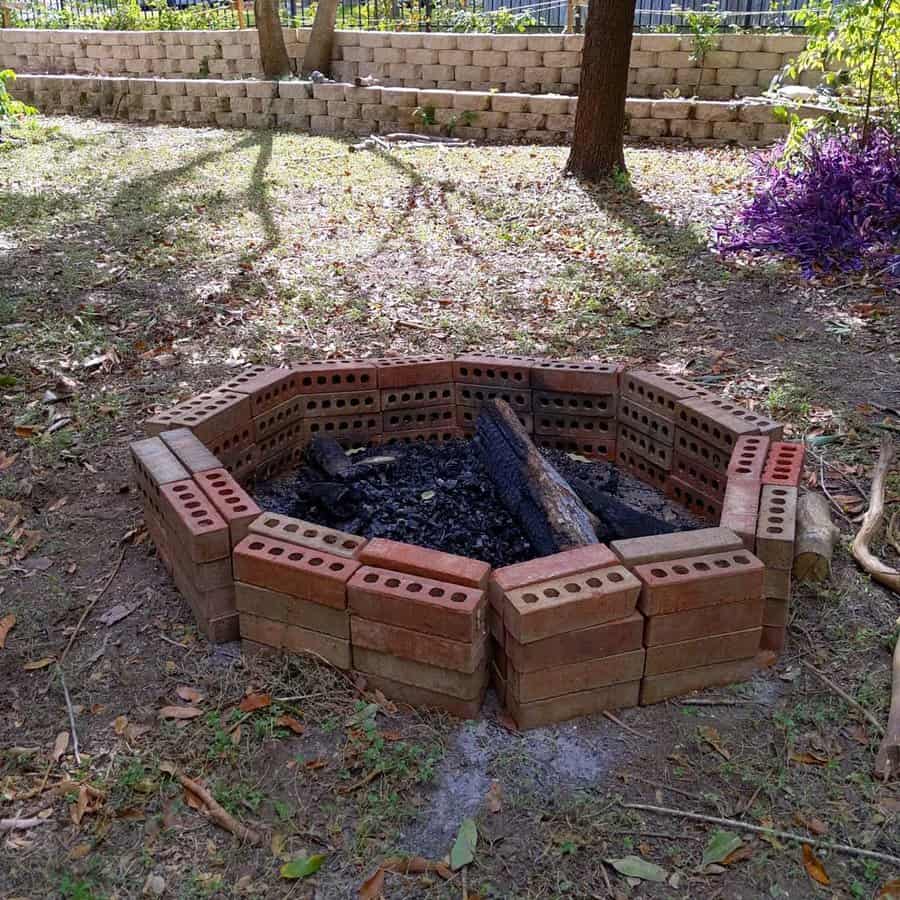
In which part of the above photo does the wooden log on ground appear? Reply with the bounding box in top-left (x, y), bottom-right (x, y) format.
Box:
top-left (875, 625), bottom-right (900, 781)
top-left (568, 475), bottom-right (676, 543)
top-left (474, 399), bottom-right (599, 556)
top-left (793, 491), bottom-right (841, 582)
top-left (307, 436), bottom-right (353, 480)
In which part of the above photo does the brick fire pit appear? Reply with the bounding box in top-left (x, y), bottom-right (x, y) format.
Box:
top-left (131, 356), bottom-right (802, 729)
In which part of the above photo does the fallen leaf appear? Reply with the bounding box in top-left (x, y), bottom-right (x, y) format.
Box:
top-left (230, 725), bottom-right (242, 747)
top-left (176, 686), bottom-right (203, 703)
top-left (24, 657), bottom-right (55, 671)
top-left (0, 451), bottom-right (18, 471)
top-left (383, 856), bottom-right (451, 879)
top-left (99, 601), bottom-right (141, 626)
top-left (113, 715), bottom-right (128, 736)
top-left (878, 879), bottom-right (900, 898)
top-left (606, 855), bottom-right (668, 883)
top-left (280, 854), bottom-right (326, 880)
top-left (485, 781), bottom-right (502, 814)
top-left (801, 844), bottom-right (830, 886)
top-left (793, 813), bottom-right (828, 836)
top-left (305, 758), bottom-right (327, 770)
top-left (158, 706), bottom-right (202, 720)
top-left (723, 845), bottom-right (754, 865)
top-left (47, 496), bottom-right (68, 512)
top-left (698, 725), bottom-right (731, 760)
top-left (271, 831), bottom-right (287, 859)
top-left (52, 731), bottom-right (69, 762)
top-left (359, 866), bottom-right (385, 899)
top-left (68, 843), bottom-right (91, 860)
top-left (238, 693), bottom-right (271, 713)
top-left (790, 751), bottom-right (829, 766)
top-left (275, 715), bottom-right (304, 734)
top-left (701, 831), bottom-right (743, 869)
top-left (0, 614), bottom-right (15, 648)
top-left (450, 818), bottom-right (477, 871)
top-left (125, 723), bottom-right (151, 741)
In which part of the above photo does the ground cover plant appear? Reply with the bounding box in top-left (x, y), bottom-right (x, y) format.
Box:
top-left (0, 118), bottom-right (898, 898)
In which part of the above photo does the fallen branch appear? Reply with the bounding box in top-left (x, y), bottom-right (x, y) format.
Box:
top-left (176, 773), bottom-right (262, 845)
top-left (874, 623), bottom-right (900, 781)
top-left (793, 491), bottom-right (840, 582)
top-left (621, 801), bottom-right (900, 866)
top-left (58, 665), bottom-right (82, 766)
top-left (801, 661), bottom-right (885, 736)
top-left (602, 711), bottom-right (651, 740)
top-left (0, 816), bottom-right (53, 833)
top-left (851, 435), bottom-right (899, 593)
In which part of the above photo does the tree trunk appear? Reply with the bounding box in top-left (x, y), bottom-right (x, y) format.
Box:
top-left (302, 0), bottom-right (340, 76)
top-left (255, 0), bottom-right (292, 80)
top-left (565, 0), bottom-right (637, 180)
top-left (793, 491), bottom-right (840, 582)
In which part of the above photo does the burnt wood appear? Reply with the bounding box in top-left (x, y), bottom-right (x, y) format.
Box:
top-left (568, 475), bottom-right (676, 542)
top-left (307, 435), bottom-right (353, 480)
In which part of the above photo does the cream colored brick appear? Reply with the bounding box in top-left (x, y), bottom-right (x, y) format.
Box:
top-left (421, 34), bottom-right (458, 51)
top-left (719, 34), bottom-right (763, 53)
top-left (739, 51), bottom-right (782, 69)
top-left (389, 63), bottom-right (420, 80)
top-left (374, 47), bottom-right (404, 64)
top-left (342, 46), bottom-right (373, 63)
top-left (389, 33), bottom-right (423, 49)
top-left (693, 101), bottom-right (735, 121)
top-left (712, 120), bottom-right (757, 143)
top-left (627, 117), bottom-right (667, 137)
top-left (438, 49), bottom-right (472, 66)
top-left (417, 89), bottom-right (456, 107)
top-left (310, 114), bottom-right (339, 133)
top-left (703, 50), bottom-right (739, 68)
top-left (508, 50), bottom-right (542, 68)
top-left (700, 85), bottom-right (737, 100)
top-left (491, 66), bottom-right (524, 83)
top-left (524, 67), bottom-right (561, 84)
top-left (456, 66), bottom-right (489, 82)
top-left (457, 35), bottom-right (493, 51)
top-left (561, 67), bottom-right (581, 85)
top-left (757, 69), bottom-right (780, 89)
top-left (507, 111), bottom-right (543, 129)
top-left (278, 81), bottom-right (311, 99)
top-left (738, 102), bottom-right (780, 123)
top-left (563, 35), bottom-right (583, 52)
top-left (528, 35), bottom-right (562, 52)
top-left (640, 34), bottom-right (681, 52)
top-left (451, 90), bottom-right (490, 111)
top-left (312, 82), bottom-right (346, 100)
top-left (546, 113), bottom-right (574, 131)
top-left (216, 81), bottom-right (247, 97)
top-left (327, 100), bottom-right (360, 118)
top-left (491, 34), bottom-right (528, 51)
top-left (758, 122), bottom-right (789, 142)
top-left (543, 50), bottom-right (580, 68)
top-left (358, 32), bottom-right (391, 48)
top-left (472, 50), bottom-right (507, 67)
top-left (634, 67), bottom-right (674, 85)
top-left (421, 64), bottom-right (454, 81)
top-left (528, 94), bottom-right (568, 115)
top-left (763, 35), bottom-right (807, 54)
top-left (405, 48), bottom-right (437, 65)
top-left (453, 125), bottom-right (486, 140)
top-left (294, 98), bottom-right (327, 115)
top-left (676, 67), bottom-right (716, 86)
top-left (651, 99), bottom-right (692, 119)
top-left (625, 98), bottom-right (651, 117)
top-left (669, 118), bottom-right (712, 139)
top-left (717, 67), bottom-right (758, 87)
top-left (345, 85), bottom-right (382, 103)
top-left (657, 51), bottom-right (692, 68)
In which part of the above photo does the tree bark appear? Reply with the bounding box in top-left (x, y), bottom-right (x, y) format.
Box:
top-left (302, 0), bottom-right (340, 76)
top-left (255, 0), bottom-right (292, 80)
top-left (793, 491), bottom-right (840, 582)
top-left (874, 627), bottom-right (900, 781)
top-left (566, 0), bottom-right (637, 180)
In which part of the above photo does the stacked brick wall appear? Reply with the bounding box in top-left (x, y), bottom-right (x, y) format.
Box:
top-left (1, 28), bottom-right (818, 100)
top-left (12, 73), bottom-right (812, 146)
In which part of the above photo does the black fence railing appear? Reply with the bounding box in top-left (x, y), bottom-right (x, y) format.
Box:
top-left (5, 0), bottom-right (811, 33)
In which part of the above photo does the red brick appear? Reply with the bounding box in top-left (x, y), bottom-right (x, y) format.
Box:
top-left (755, 485), bottom-right (798, 569)
top-left (221, 366), bottom-right (300, 417)
top-left (288, 359), bottom-right (378, 393)
top-left (207, 423), bottom-right (254, 459)
top-left (719, 477), bottom-right (761, 550)
top-left (131, 437), bottom-right (190, 494)
top-left (350, 617), bottom-right (486, 673)
top-left (509, 648), bottom-right (645, 703)
top-left (491, 660), bottom-right (507, 706)
top-left (146, 390), bottom-right (251, 444)
top-left (253, 445), bottom-right (303, 481)
top-left (223, 446), bottom-right (259, 485)
top-left (639, 657), bottom-right (757, 704)
top-left (504, 612), bottom-right (644, 671)
top-left (457, 407), bottom-right (532, 433)
top-left (505, 564), bottom-right (641, 643)
top-left (530, 360), bottom-right (622, 395)
top-left (360, 672), bottom-right (485, 719)
top-left (239, 612), bottom-right (352, 668)
top-left (620, 369), bottom-right (710, 418)
top-left (762, 441), bottom-right (805, 487)
top-left (159, 428), bottom-right (222, 474)
top-left (232, 535), bottom-right (360, 608)
top-left (235, 582), bottom-right (350, 637)
top-left (534, 436), bottom-right (615, 461)
top-left (644, 627), bottom-right (761, 676)
top-left (258, 420), bottom-right (305, 462)
top-left (674, 428), bottom-right (730, 475)
top-left (193, 468), bottom-right (261, 545)
top-left (618, 398), bottom-right (677, 445)
top-left (665, 476), bottom-right (723, 521)
top-left (764, 596), bottom-right (789, 626)
top-left (671, 453), bottom-right (726, 500)
top-left (160, 479), bottom-right (230, 562)
top-left (168, 537), bottom-right (233, 592)
top-left (644, 596), bottom-right (764, 646)
top-left (300, 390), bottom-right (381, 418)
top-left (455, 383), bottom-right (532, 413)
top-left (248, 513), bottom-right (366, 559)
top-left (171, 555), bottom-right (235, 622)
top-left (199, 611), bottom-right (240, 644)
top-left (302, 414), bottom-right (381, 444)
top-left (611, 527), bottom-right (743, 567)
top-left (354, 647), bottom-right (486, 700)
top-left (533, 391), bottom-right (615, 418)
top-left (493, 637), bottom-right (508, 679)
top-left (381, 428), bottom-right (463, 447)
top-left (759, 624), bottom-right (786, 653)
top-left (453, 354), bottom-right (535, 388)
top-left (727, 434), bottom-right (771, 481)
top-left (617, 423), bottom-right (673, 469)
top-left (251, 395), bottom-right (305, 442)
top-left (490, 544), bottom-right (619, 612)
top-left (383, 383), bottom-right (455, 411)
top-left (633, 549), bottom-right (764, 616)
top-left (358, 537), bottom-right (490, 589)
top-left (676, 396), bottom-right (781, 452)
top-left (489, 605), bottom-right (504, 645)
top-left (384, 405), bottom-right (456, 433)
top-left (764, 565), bottom-right (791, 601)
top-left (374, 355), bottom-right (454, 389)
top-left (534, 413), bottom-right (613, 441)
top-left (348, 565), bottom-right (486, 642)
top-left (615, 445), bottom-right (668, 490)
top-left (507, 679), bottom-right (640, 730)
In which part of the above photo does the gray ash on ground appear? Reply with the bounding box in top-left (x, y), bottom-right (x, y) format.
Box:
top-left (251, 439), bottom-right (701, 569)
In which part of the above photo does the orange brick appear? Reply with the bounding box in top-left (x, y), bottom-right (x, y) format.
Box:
top-left (643, 627), bottom-right (761, 676)
top-left (507, 679), bottom-right (640, 729)
top-left (131, 437), bottom-right (190, 493)
top-left (258, 420), bottom-right (305, 462)
top-left (491, 660), bottom-right (507, 707)
top-left (380, 428), bottom-right (463, 447)
top-left (299, 390), bottom-right (381, 417)
top-left (358, 538), bottom-right (490, 589)
top-left (530, 360), bottom-right (622, 395)
top-left (533, 390), bottom-right (615, 418)
top-left (251, 395), bottom-right (305, 442)
top-left (644, 596), bottom-right (764, 646)
top-left (509, 649), bottom-right (645, 703)
top-left (198, 611), bottom-right (240, 643)
top-left (248, 513), bottom-right (366, 559)
top-left (207, 422), bottom-right (255, 459)
top-left (727, 434), bottom-right (770, 480)
top-left (383, 383), bottom-right (455, 411)
top-left (160, 480), bottom-right (230, 562)
top-left (764, 596), bottom-right (789, 626)
top-left (762, 441), bottom-right (805, 487)
top-left (665, 476), bottom-right (723, 521)
top-left (755, 485), bottom-right (798, 569)
top-left (760, 624), bottom-right (786, 653)
top-left (676, 396), bottom-right (780, 452)
top-left (455, 383), bottom-right (533, 413)
top-left (719, 478), bottom-right (761, 551)
top-left (489, 605), bottom-right (504, 645)
top-left (301, 413), bottom-right (381, 444)
top-left (193, 469), bottom-right (261, 546)
top-left (617, 423), bottom-right (673, 469)
top-left (158, 428), bottom-right (221, 474)
top-left (618, 398), bottom-right (677, 445)
top-left (616, 445), bottom-right (668, 490)
top-left (639, 657), bottom-right (757, 705)
top-left (288, 359), bottom-right (378, 393)
top-left (374, 355), bottom-right (454, 388)
top-left (171, 556), bottom-right (235, 624)
top-left (764, 565), bottom-right (791, 601)
top-left (384, 405), bottom-right (456, 432)
top-left (354, 647), bottom-right (486, 700)
top-left (221, 366), bottom-right (300, 416)
top-left (620, 369), bottom-right (710, 418)
top-left (534, 414), bottom-right (613, 441)
top-left (146, 389), bottom-right (251, 444)
top-left (360, 672), bottom-right (485, 719)
top-left (240, 612), bottom-right (351, 668)
top-left (234, 582), bottom-right (350, 637)
top-left (671, 453), bottom-right (726, 500)
top-left (457, 407), bottom-right (532, 433)
top-left (674, 428), bottom-right (730, 475)
top-left (534, 435), bottom-right (615, 460)
top-left (453, 354), bottom-right (535, 388)
top-left (611, 527), bottom-right (743, 567)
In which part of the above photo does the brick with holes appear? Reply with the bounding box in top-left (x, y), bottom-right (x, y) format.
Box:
top-left (221, 366), bottom-right (300, 417)
top-left (160, 480), bottom-right (230, 562)
top-left (380, 428), bottom-right (463, 447)
top-left (347, 566), bottom-right (487, 642)
top-left (530, 360), bottom-right (622, 395)
top-left (383, 405), bottom-right (457, 433)
top-left (382, 383), bottom-right (455, 411)
top-left (131, 437), bottom-right (190, 494)
top-left (454, 383), bottom-right (533, 413)
top-left (207, 422), bottom-right (255, 460)
top-left (248, 513), bottom-right (366, 559)
top-left (192, 468), bottom-right (260, 545)
top-left (671, 453), bottom-right (727, 500)
top-left (719, 477), bottom-right (762, 551)
top-left (504, 565), bottom-right (641, 644)
top-left (457, 406), bottom-right (533, 433)
top-left (452, 354), bottom-right (535, 388)
top-left (615, 445), bottom-right (669, 490)
top-left (507, 679), bottom-right (640, 729)
top-left (232, 534), bottom-right (361, 608)
top-left (643, 627), bottom-right (762, 676)
top-left (257, 419), bottom-right (305, 462)
top-left (145, 389), bottom-right (251, 444)
top-left (301, 413), bottom-right (381, 444)
top-left (675, 396), bottom-right (782, 452)
top-left (235, 582), bottom-right (350, 637)
top-left (298, 390), bottom-right (381, 418)
top-left (617, 398), bottom-right (677, 445)
top-left (358, 538), bottom-right (490, 590)
top-left (288, 359), bottom-right (378, 393)
top-left (633, 549), bottom-right (764, 616)
top-left (665, 476), bottom-right (724, 521)
top-left (535, 435), bottom-right (616, 460)
top-left (158, 428), bottom-right (221, 474)
top-left (644, 595), bottom-right (764, 645)
top-left (611, 526), bottom-right (743, 567)
top-left (617, 423), bottom-right (673, 469)
top-left (640, 656), bottom-right (757, 705)
top-left (762, 441), bottom-right (805, 487)
top-left (373, 354), bottom-right (454, 388)
top-left (251, 395), bottom-right (306, 442)
top-left (673, 428), bottom-right (731, 475)
top-left (727, 434), bottom-right (771, 481)
top-left (532, 390), bottom-right (615, 418)
top-left (619, 369), bottom-right (710, 419)
top-left (534, 414), bottom-right (614, 441)
top-left (755, 484), bottom-right (798, 569)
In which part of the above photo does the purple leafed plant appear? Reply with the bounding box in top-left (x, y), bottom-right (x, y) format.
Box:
top-left (716, 127), bottom-right (900, 281)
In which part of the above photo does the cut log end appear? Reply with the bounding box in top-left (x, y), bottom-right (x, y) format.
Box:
top-left (793, 491), bottom-right (840, 583)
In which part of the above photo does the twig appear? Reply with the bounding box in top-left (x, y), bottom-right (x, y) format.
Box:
top-left (338, 768), bottom-right (382, 794)
top-left (817, 457), bottom-right (855, 527)
top-left (59, 545), bottom-right (126, 665)
top-left (58, 665), bottom-right (82, 766)
top-left (626, 775), bottom-right (713, 805)
top-left (0, 816), bottom-right (53, 833)
top-left (801, 661), bottom-right (885, 735)
top-left (603, 710), bottom-right (650, 740)
top-left (679, 697), bottom-right (759, 706)
top-left (176, 773), bottom-right (262, 845)
top-left (158, 633), bottom-right (191, 649)
top-left (621, 801), bottom-right (900, 866)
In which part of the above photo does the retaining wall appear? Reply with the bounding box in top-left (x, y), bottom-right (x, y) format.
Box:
top-left (2, 28), bottom-right (818, 100)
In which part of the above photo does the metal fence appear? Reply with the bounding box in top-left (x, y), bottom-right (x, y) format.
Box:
top-left (6, 0), bottom-right (811, 33)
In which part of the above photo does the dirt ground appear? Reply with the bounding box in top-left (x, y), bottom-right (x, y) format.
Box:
top-left (1, 117), bottom-right (898, 900)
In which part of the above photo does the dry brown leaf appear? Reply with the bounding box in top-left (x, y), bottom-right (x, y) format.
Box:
top-left (878, 878), bottom-right (900, 898)
top-left (68, 843), bottom-right (91, 860)
top-left (485, 781), bottom-right (502, 814)
top-left (125, 723), bottom-right (151, 741)
top-left (698, 726), bottom-right (731, 760)
top-left (0, 451), bottom-right (18, 471)
top-left (305, 758), bottom-right (327, 770)
top-left (790, 751), bottom-right (829, 766)
top-left (793, 813), bottom-right (828, 836)
top-left (24, 657), bottom-right (55, 671)
top-left (113, 715), bottom-right (128, 736)
top-left (382, 856), bottom-right (451, 879)
top-left (184, 781), bottom-right (206, 811)
top-left (47, 496), bottom-right (68, 512)
top-left (52, 731), bottom-right (69, 762)
top-left (0, 613), bottom-right (15, 648)
top-left (275, 715), bottom-right (304, 734)
top-left (359, 866), bottom-right (385, 899)
top-left (176, 686), bottom-right (203, 704)
top-left (801, 844), bottom-right (830, 886)
top-left (238, 693), bottom-right (271, 713)
top-left (381, 730), bottom-right (402, 741)
top-left (271, 831), bottom-right (287, 859)
top-left (373, 689), bottom-right (397, 714)
top-left (723, 845), bottom-right (753, 865)
top-left (158, 705), bottom-right (202, 720)
top-left (230, 724), bottom-right (242, 747)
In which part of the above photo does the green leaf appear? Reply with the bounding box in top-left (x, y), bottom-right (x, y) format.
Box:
top-left (280, 854), bottom-right (326, 880)
top-left (702, 830), bottom-right (743, 868)
top-left (605, 855), bottom-right (668, 883)
top-left (450, 818), bottom-right (477, 871)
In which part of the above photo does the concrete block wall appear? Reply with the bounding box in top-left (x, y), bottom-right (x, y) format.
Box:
top-left (0, 28), bottom-right (817, 100)
top-left (11, 73), bottom-right (808, 145)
